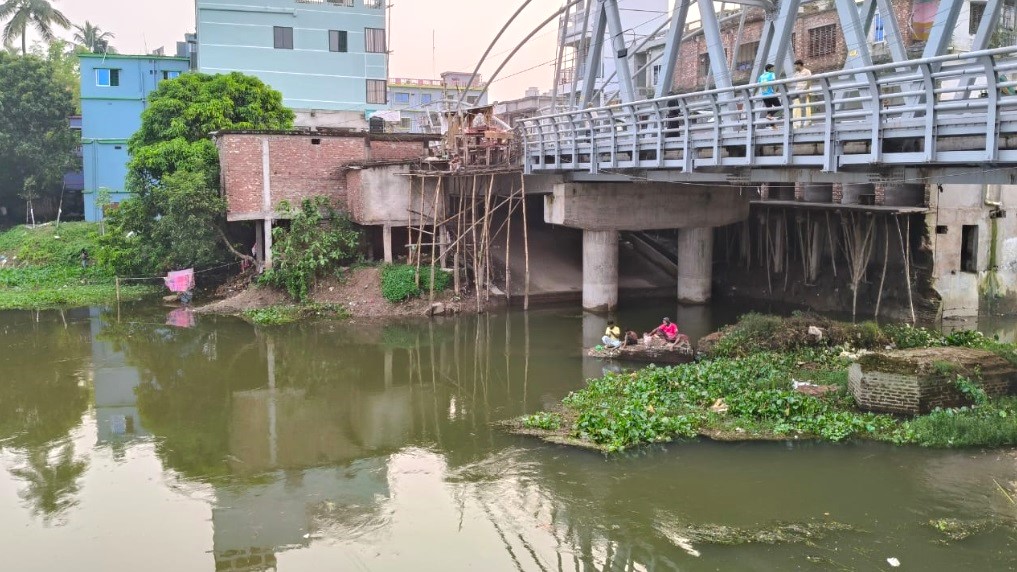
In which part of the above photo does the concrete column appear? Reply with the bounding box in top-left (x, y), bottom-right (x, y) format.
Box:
top-left (677, 227), bottom-right (714, 304)
top-left (582, 230), bottom-right (619, 312)
top-left (383, 224), bottom-right (393, 263)
top-left (254, 223), bottom-right (265, 270)
top-left (263, 219), bottom-right (274, 270)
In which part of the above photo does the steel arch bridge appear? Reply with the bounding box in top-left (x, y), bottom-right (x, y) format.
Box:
top-left (521, 0), bottom-right (1017, 185)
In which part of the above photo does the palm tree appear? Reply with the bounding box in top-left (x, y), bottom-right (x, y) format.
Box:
top-left (0, 0), bottom-right (70, 56)
top-left (73, 20), bottom-right (114, 54)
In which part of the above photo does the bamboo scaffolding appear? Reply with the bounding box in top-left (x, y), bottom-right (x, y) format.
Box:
top-left (895, 215), bottom-right (917, 324)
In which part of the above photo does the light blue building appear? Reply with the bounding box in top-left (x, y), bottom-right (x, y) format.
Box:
top-left (195, 0), bottom-right (389, 129)
top-left (79, 53), bottom-right (190, 221)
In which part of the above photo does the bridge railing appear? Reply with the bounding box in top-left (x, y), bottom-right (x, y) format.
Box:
top-left (521, 45), bottom-right (1017, 174)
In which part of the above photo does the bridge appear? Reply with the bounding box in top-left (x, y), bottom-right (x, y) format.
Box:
top-left (491, 0), bottom-right (1017, 315)
top-left (522, 46), bottom-right (1017, 184)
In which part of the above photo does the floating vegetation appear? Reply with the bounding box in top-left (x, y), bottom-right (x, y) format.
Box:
top-left (660, 519), bottom-right (858, 556)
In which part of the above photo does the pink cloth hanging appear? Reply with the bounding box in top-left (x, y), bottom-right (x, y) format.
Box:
top-left (164, 269), bottom-right (195, 293)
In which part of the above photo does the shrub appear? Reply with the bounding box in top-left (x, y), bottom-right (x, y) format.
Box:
top-left (261, 198), bottom-right (363, 301)
top-left (380, 264), bottom-right (450, 303)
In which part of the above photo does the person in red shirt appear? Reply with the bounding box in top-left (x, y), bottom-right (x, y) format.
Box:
top-left (650, 317), bottom-right (679, 343)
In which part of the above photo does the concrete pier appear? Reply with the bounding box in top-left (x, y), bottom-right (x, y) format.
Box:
top-left (677, 227), bottom-right (714, 303)
top-left (582, 230), bottom-right (619, 312)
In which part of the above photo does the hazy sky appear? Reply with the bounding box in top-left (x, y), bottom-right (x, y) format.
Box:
top-left (41, 0), bottom-right (559, 100)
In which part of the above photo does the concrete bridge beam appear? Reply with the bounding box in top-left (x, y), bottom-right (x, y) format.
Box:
top-left (545, 183), bottom-right (750, 231)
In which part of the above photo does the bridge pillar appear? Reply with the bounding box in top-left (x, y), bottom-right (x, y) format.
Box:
top-left (583, 230), bottom-right (619, 313)
top-left (677, 227), bottom-right (714, 304)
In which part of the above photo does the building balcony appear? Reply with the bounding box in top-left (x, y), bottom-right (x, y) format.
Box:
top-left (63, 172), bottom-right (84, 192)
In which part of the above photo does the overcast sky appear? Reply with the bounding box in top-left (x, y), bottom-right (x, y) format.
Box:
top-left (41, 0), bottom-right (560, 101)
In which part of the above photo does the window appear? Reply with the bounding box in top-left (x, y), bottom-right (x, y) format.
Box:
top-left (651, 64), bottom-right (662, 87)
top-left (873, 13), bottom-right (885, 42)
top-left (365, 28), bottom-right (386, 53)
top-left (274, 26), bottom-right (293, 50)
top-left (808, 24), bottom-right (838, 57)
top-left (970, 2), bottom-right (986, 35)
top-left (399, 118), bottom-right (413, 130)
top-left (734, 41), bottom-right (759, 73)
top-left (392, 92), bottom-right (410, 104)
top-left (465, 95), bottom-right (478, 105)
top-left (420, 93), bottom-right (433, 105)
top-left (697, 53), bottom-right (710, 79)
top-left (1005, 4), bottom-right (1017, 29)
top-left (364, 0), bottom-right (383, 7)
top-left (329, 30), bottom-right (348, 52)
top-left (366, 79), bottom-right (387, 104)
top-left (961, 225), bottom-right (979, 273)
top-left (162, 70), bottom-right (181, 80)
top-left (96, 68), bottom-right (120, 87)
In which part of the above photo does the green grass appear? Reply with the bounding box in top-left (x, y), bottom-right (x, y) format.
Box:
top-left (380, 264), bottom-right (451, 303)
top-left (0, 223), bottom-right (154, 309)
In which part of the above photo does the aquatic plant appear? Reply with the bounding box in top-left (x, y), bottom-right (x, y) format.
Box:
top-left (511, 314), bottom-right (1017, 452)
top-left (243, 303), bottom-right (347, 326)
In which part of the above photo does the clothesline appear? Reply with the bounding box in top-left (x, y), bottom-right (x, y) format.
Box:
top-left (116, 261), bottom-right (240, 283)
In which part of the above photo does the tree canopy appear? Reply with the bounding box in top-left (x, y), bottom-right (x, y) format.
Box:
top-left (72, 21), bottom-right (114, 54)
top-left (0, 51), bottom-right (76, 215)
top-left (0, 0), bottom-right (69, 56)
top-left (100, 72), bottom-right (294, 274)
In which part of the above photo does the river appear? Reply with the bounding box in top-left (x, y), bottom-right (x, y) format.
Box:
top-left (0, 304), bottom-right (1014, 571)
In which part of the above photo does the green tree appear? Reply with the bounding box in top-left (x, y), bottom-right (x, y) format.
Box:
top-left (31, 38), bottom-right (83, 112)
top-left (0, 52), bottom-right (76, 219)
top-left (0, 0), bottom-right (69, 56)
top-left (262, 197), bottom-right (364, 301)
top-left (72, 20), bottom-right (114, 54)
top-left (100, 72), bottom-right (293, 274)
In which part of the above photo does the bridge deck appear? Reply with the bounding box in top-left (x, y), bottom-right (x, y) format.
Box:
top-left (521, 47), bottom-right (1017, 184)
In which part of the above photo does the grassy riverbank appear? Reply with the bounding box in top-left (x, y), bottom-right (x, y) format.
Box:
top-left (0, 223), bottom-right (154, 309)
top-left (512, 314), bottom-right (1017, 452)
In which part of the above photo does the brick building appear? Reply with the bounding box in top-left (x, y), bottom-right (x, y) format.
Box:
top-left (671, 0), bottom-right (921, 92)
top-left (215, 129), bottom-right (437, 267)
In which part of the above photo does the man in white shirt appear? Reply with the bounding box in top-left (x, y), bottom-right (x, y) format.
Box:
top-left (792, 59), bottom-right (813, 127)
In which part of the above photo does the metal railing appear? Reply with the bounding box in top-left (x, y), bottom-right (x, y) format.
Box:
top-left (521, 45), bottom-right (1017, 175)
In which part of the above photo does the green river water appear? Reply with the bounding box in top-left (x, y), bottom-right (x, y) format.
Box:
top-left (0, 304), bottom-right (1014, 571)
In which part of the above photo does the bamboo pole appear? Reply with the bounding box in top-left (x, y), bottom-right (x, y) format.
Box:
top-left (454, 177), bottom-right (463, 294)
top-left (875, 216), bottom-right (890, 319)
top-left (894, 215), bottom-right (917, 324)
top-left (825, 211), bottom-right (838, 277)
top-left (482, 174), bottom-right (495, 305)
top-left (415, 177), bottom-right (426, 286)
top-left (428, 177), bottom-right (442, 304)
top-left (504, 181), bottom-right (514, 305)
top-left (520, 172), bottom-right (531, 310)
top-left (471, 175), bottom-right (481, 313)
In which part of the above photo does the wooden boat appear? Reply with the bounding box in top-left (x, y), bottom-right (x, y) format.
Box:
top-left (587, 339), bottom-right (695, 365)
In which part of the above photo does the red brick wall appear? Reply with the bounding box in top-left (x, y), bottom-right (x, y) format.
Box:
top-left (219, 133), bottom-right (429, 221)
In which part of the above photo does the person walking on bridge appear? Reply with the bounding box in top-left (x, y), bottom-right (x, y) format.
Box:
top-left (758, 63), bottom-right (781, 127)
top-left (792, 59), bottom-right (813, 127)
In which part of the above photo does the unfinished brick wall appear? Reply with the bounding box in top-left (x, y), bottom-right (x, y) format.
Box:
top-left (849, 355), bottom-right (1017, 415)
top-left (218, 131), bottom-right (435, 221)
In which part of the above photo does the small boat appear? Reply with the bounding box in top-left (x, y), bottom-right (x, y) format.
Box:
top-left (587, 338), bottom-right (696, 365)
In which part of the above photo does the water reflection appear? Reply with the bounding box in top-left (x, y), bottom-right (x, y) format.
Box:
top-left (0, 306), bottom-right (1014, 570)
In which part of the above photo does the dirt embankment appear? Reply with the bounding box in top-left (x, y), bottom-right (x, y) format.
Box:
top-left (196, 266), bottom-right (476, 319)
